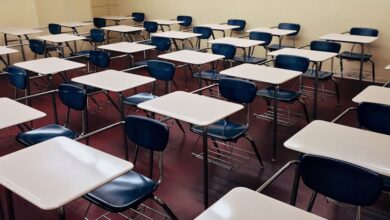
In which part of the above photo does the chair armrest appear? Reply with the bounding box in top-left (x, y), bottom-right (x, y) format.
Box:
top-left (270, 26), bottom-right (278, 29)
top-left (331, 107), bottom-right (357, 123)
top-left (238, 35), bottom-right (249, 39)
top-left (220, 22), bottom-right (227, 25)
top-left (121, 65), bottom-right (147, 73)
top-left (191, 83), bottom-right (218, 94)
top-left (341, 31), bottom-right (350, 34)
top-left (298, 44), bottom-right (310, 49)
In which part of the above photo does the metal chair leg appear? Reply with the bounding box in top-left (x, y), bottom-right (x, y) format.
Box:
top-left (243, 135), bottom-right (264, 168)
top-left (307, 191), bottom-right (318, 212)
top-left (356, 206), bottom-right (362, 220)
top-left (339, 57), bottom-right (344, 79)
top-left (133, 145), bottom-right (139, 166)
top-left (298, 99), bottom-right (310, 123)
top-left (370, 60), bottom-right (375, 82)
top-left (152, 195), bottom-right (178, 220)
top-left (332, 78), bottom-right (340, 105)
top-left (174, 119), bottom-right (186, 135)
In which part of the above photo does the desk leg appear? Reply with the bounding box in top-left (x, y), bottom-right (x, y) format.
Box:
top-left (202, 126), bottom-right (209, 208)
top-left (4, 34), bottom-right (10, 65)
top-left (272, 85), bottom-right (279, 161)
top-left (119, 92), bottom-right (129, 160)
top-left (196, 65), bottom-right (203, 94)
top-left (278, 36), bottom-right (282, 48)
top-left (18, 35), bottom-right (26, 61)
top-left (107, 31), bottom-right (110, 44)
top-left (359, 43), bottom-right (364, 90)
top-left (49, 75), bottom-right (59, 124)
top-left (313, 62), bottom-right (319, 120)
top-left (290, 162), bottom-right (301, 206)
top-left (5, 189), bottom-right (14, 220)
top-left (172, 39), bottom-right (179, 51)
top-left (57, 207), bottom-right (65, 220)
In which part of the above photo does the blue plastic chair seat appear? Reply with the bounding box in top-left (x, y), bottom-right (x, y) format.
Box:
top-left (191, 120), bottom-right (248, 141)
top-left (234, 55), bottom-right (266, 64)
top-left (124, 93), bottom-right (157, 106)
top-left (257, 87), bottom-right (300, 102)
top-left (83, 171), bottom-right (157, 213)
top-left (339, 51), bottom-right (372, 61)
top-left (192, 70), bottom-right (227, 81)
top-left (303, 69), bottom-right (333, 80)
top-left (17, 124), bottom-right (78, 146)
top-left (383, 176), bottom-right (390, 191)
top-left (267, 44), bottom-right (295, 52)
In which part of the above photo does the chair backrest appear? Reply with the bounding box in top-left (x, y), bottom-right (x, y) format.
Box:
top-left (357, 102), bottom-right (390, 135)
top-left (249, 31), bottom-right (273, 46)
top-left (177, 15), bottom-right (192, 27)
top-left (212, 43), bottom-right (236, 60)
top-left (89, 50), bottom-right (110, 69)
top-left (93, 17), bottom-right (106, 28)
top-left (219, 78), bottom-right (257, 104)
top-left (146, 60), bottom-right (175, 81)
top-left (151, 36), bottom-right (171, 52)
top-left (132, 12), bottom-right (145, 23)
top-left (58, 84), bottom-right (87, 111)
top-left (275, 54), bottom-right (310, 73)
top-left (300, 154), bottom-right (383, 206)
top-left (6, 66), bottom-right (28, 90)
top-left (350, 27), bottom-right (379, 37)
top-left (193, 26), bottom-right (213, 40)
top-left (90, 28), bottom-right (105, 43)
top-left (48, 23), bottom-right (61, 35)
top-left (29, 39), bottom-right (46, 55)
top-left (125, 115), bottom-right (169, 152)
top-left (228, 19), bottom-right (246, 31)
top-left (310, 40), bottom-right (341, 53)
top-left (278, 23), bottom-right (300, 36)
top-left (143, 21), bottom-right (158, 33)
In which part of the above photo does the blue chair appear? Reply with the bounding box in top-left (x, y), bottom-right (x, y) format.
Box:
top-left (93, 17), bottom-right (107, 28)
top-left (234, 31), bottom-right (273, 64)
top-left (73, 29), bottom-right (106, 57)
top-left (5, 66), bottom-right (29, 100)
top-left (268, 23), bottom-right (301, 51)
top-left (16, 84), bottom-right (88, 146)
top-left (177, 15), bottom-right (192, 31)
top-left (192, 26), bottom-right (213, 49)
top-left (357, 102), bottom-right (390, 135)
top-left (193, 43), bottom-right (236, 82)
top-left (191, 78), bottom-right (264, 168)
top-left (302, 40), bottom-right (341, 104)
top-left (132, 12), bottom-right (145, 25)
top-left (48, 23), bottom-right (61, 34)
top-left (142, 21), bottom-right (159, 40)
top-left (257, 55), bottom-right (310, 123)
top-left (135, 36), bottom-right (171, 66)
top-left (299, 154), bottom-right (383, 219)
top-left (29, 39), bottom-right (58, 58)
top-left (339, 27), bottom-right (378, 82)
top-left (83, 115), bottom-right (177, 220)
top-left (227, 19), bottom-right (246, 36)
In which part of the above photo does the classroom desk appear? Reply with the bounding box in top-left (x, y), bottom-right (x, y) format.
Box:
top-left (102, 16), bottom-right (133, 25)
top-left (0, 97), bottom-right (45, 130)
top-left (352, 85), bottom-right (390, 105)
top-left (246, 27), bottom-right (296, 47)
top-left (151, 31), bottom-right (201, 50)
top-left (98, 42), bottom-right (156, 66)
top-left (58, 22), bottom-right (92, 35)
top-left (208, 37), bottom-right (264, 63)
top-left (0, 46), bottom-right (18, 66)
top-left (15, 57), bottom-right (86, 123)
top-left (102, 25), bottom-right (145, 43)
top-left (220, 64), bottom-right (301, 160)
top-left (385, 65), bottom-right (390, 70)
top-left (158, 50), bottom-right (224, 89)
top-left (0, 27), bottom-right (43, 61)
top-left (0, 136), bottom-right (133, 220)
top-left (198, 24), bottom-right (240, 38)
top-left (71, 70), bottom-right (155, 160)
top-left (36, 33), bottom-right (86, 55)
top-left (195, 187), bottom-right (325, 220)
top-left (150, 19), bottom-right (184, 32)
top-left (269, 48), bottom-right (337, 119)
top-left (320, 33), bottom-right (378, 90)
top-left (138, 91), bottom-right (243, 208)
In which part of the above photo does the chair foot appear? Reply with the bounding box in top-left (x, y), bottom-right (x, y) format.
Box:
top-left (152, 195), bottom-right (178, 220)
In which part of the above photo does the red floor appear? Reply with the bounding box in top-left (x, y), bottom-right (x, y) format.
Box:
top-left (0, 55), bottom-right (389, 220)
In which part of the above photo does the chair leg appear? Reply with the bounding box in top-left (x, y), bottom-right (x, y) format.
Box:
top-left (243, 135), bottom-right (264, 168)
top-left (133, 145), bottom-right (139, 166)
top-left (211, 139), bottom-right (221, 155)
top-left (356, 206), bottom-right (362, 220)
top-left (152, 195), bottom-right (178, 220)
top-left (332, 78), bottom-right (340, 105)
top-left (298, 99), bottom-right (310, 123)
top-left (174, 119), bottom-right (186, 135)
top-left (339, 57), bottom-right (344, 79)
top-left (370, 59), bottom-right (375, 82)
top-left (307, 191), bottom-right (317, 212)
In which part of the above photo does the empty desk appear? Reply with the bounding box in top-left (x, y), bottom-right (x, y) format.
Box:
top-left (102, 16), bottom-right (133, 25)
top-left (150, 19), bottom-right (184, 31)
top-left (246, 27), bottom-right (296, 48)
top-left (98, 42), bottom-right (156, 66)
top-left (151, 31), bottom-right (201, 50)
top-left (36, 33), bottom-right (86, 55)
top-left (102, 25), bottom-right (145, 43)
top-left (0, 46), bottom-right (18, 66)
top-left (352, 85), bottom-right (390, 105)
top-left (58, 22), bottom-right (92, 35)
top-left (198, 24), bottom-right (240, 38)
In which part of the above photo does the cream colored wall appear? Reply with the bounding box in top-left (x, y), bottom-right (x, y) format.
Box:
top-left (0, 0), bottom-right (39, 27)
top-left (118, 0), bottom-right (390, 82)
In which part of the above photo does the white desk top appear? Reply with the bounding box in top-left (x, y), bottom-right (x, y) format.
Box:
top-left (58, 22), bottom-right (92, 28)
top-left (0, 46), bottom-right (18, 55)
top-left (284, 120), bottom-right (390, 176)
top-left (385, 65), bottom-right (390, 70)
top-left (102, 25), bottom-right (144, 33)
top-left (0, 137), bottom-right (133, 210)
top-left (138, 91), bottom-right (243, 126)
top-left (0, 27), bottom-right (42, 36)
top-left (196, 187), bottom-right (325, 220)
top-left (269, 48), bottom-right (337, 62)
top-left (72, 70), bottom-right (155, 92)
top-left (320, 33), bottom-right (378, 44)
top-left (220, 64), bottom-right (301, 85)
top-left (352, 85), bottom-right (390, 105)
top-left (102, 16), bottom-right (133, 21)
top-left (198, 24), bottom-right (240, 31)
top-left (151, 19), bottom-right (184, 25)
top-left (98, 42), bottom-right (155, 54)
top-left (158, 50), bottom-right (224, 65)
top-left (151, 31), bottom-right (201, 40)
top-left (36, 33), bottom-right (86, 43)
top-left (246, 27), bottom-right (296, 36)
top-left (208, 37), bottom-right (264, 48)
top-left (0, 98), bottom-right (46, 130)
top-left (15, 57), bottom-right (85, 75)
